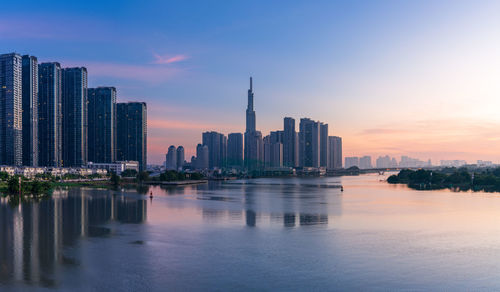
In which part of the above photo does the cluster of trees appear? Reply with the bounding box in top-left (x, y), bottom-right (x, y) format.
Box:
top-left (6, 175), bottom-right (52, 197)
top-left (388, 168), bottom-right (500, 191)
top-left (152, 170), bottom-right (204, 182)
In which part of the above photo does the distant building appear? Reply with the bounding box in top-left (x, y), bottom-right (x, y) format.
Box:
top-left (440, 160), bottom-right (466, 167)
top-left (227, 133), bottom-right (243, 168)
top-left (376, 155), bottom-right (394, 168)
top-left (87, 161), bottom-right (139, 175)
top-left (319, 123), bottom-right (328, 167)
top-left (0, 53), bottom-right (23, 166)
top-left (345, 157), bottom-right (359, 168)
top-left (88, 87), bottom-right (116, 163)
top-left (22, 55), bottom-right (38, 166)
top-left (38, 62), bottom-right (62, 167)
top-left (202, 131), bottom-right (227, 169)
top-left (166, 145), bottom-right (177, 170)
top-left (176, 146), bottom-right (185, 169)
top-left (263, 135), bottom-right (283, 168)
top-left (62, 67), bottom-right (88, 166)
top-left (477, 160), bottom-right (493, 167)
top-left (116, 102), bottom-right (147, 171)
top-left (299, 118), bottom-right (320, 167)
top-left (244, 77), bottom-right (263, 170)
top-left (327, 136), bottom-right (342, 169)
top-left (359, 156), bottom-right (372, 169)
top-left (283, 117), bottom-right (296, 167)
top-left (196, 143), bottom-right (209, 170)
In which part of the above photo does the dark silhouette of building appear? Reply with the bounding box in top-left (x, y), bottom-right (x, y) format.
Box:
top-left (38, 62), bottom-right (62, 166)
top-left (62, 67), bottom-right (88, 166)
top-left (22, 55), bottom-right (38, 166)
top-left (88, 87), bottom-right (116, 163)
top-left (116, 102), bottom-right (147, 171)
top-left (227, 133), bottom-right (243, 168)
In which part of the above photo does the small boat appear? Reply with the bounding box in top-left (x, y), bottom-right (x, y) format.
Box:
top-left (149, 191), bottom-right (153, 199)
top-left (340, 186), bottom-right (344, 192)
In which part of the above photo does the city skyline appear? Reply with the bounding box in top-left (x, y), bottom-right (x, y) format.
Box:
top-left (3, 1), bottom-right (500, 164)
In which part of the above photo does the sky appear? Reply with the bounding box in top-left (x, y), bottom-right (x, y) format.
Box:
top-left (2, 0), bottom-right (500, 165)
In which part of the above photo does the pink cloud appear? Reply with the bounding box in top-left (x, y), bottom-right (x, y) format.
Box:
top-left (59, 60), bottom-right (184, 83)
top-left (152, 53), bottom-right (189, 64)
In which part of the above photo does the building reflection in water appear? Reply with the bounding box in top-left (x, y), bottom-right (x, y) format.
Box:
top-left (0, 188), bottom-right (147, 287)
top-left (199, 179), bottom-right (342, 228)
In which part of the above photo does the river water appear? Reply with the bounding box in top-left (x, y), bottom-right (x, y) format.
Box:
top-left (1, 173), bottom-right (500, 291)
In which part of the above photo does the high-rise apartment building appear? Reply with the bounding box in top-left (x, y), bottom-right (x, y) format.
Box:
top-left (227, 133), bottom-right (243, 168)
top-left (202, 131), bottom-right (226, 169)
top-left (196, 143), bottom-right (209, 170)
top-left (319, 123), bottom-right (328, 167)
top-left (283, 117), bottom-right (296, 167)
top-left (0, 53), bottom-right (23, 166)
top-left (176, 146), bottom-right (185, 170)
top-left (22, 55), bottom-right (38, 166)
top-left (88, 87), bottom-right (116, 163)
top-left (359, 156), bottom-right (372, 169)
top-left (116, 102), bottom-right (147, 171)
top-left (166, 145), bottom-right (177, 170)
top-left (345, 156), bottom-right (359, 168)
top-left (38, 62), bottom-right (62, 167)
top-left (299, 118), bottom-right (320, 167)
top-left (263, 135), bottom-right (283, 168)
top-left (62, 67), bottom-right (88, 166)
top-left (327, 136), bottom-right (342, 169)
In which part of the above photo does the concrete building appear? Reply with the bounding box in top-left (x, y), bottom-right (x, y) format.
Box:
top-left (299, 118), bottom-right (320, 167)
top-left (319, 123), bottom-right (328, 167)
top-left (62, 67), bottom-right (88, 166)
top-left (22, 55), bottom-right (38, 166)
top-left (0, 53), bottom-right (23, 166)
top-left (227, 133), bottom-right (243, 168)
top-left (87, 161), bottom-right (139, 175)
top-left (263, 135), bottom-right (283, 168)
top-left (176, 146), bottom-right (185, 170)
top-left (38, 62), bottom-right (62, 167)
top-left (327, 136), bottom-right (342, 169)
top-left (283, 117), bottom-right (296, 167)
top-left (244, 77), bottom-right (263, 170)
top-left (345, 157), bottom-right (359, 168)
top-left (359, 156), bottom-right (372, 169)
top-left (202, 131), bottom-right (226, 169)
top-left (88, 87), bottom-right (116, 163)
top-left (196, 143), bottom-right (209, 170)
top-left (116, 102), bottom-right (147, 171)
top-left (165, 145), bottom-right (177, 170)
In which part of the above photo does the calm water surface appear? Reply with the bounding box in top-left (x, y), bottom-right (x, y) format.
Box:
top-left (2, 174), bottom-right (500, 291)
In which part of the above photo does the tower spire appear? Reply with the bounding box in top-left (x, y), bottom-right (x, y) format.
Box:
top-left (250, 77), bottom-right (252, 91)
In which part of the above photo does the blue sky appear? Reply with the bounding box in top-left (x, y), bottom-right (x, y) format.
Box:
top-left (3, 0), bottom-right (500, 164)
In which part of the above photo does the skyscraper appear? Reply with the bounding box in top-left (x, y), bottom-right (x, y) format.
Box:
top-left (227, 133), bottom-right (243, 168)
top-left (0, 53), bottom-right (23, 166)
top-left (22, 55), bottom-right (38, 166)
top-left (165, 145), bottom-right (177, 170)
top-left (327, 136), bottom-right (342, 169)
top-left (196, 143), bottom-right (209, 170)
top-left (283, 117), bottom-right (296, 167)
top-left (176, 146), bottom-right (185, 170)
top-left (62, 67), bottom-right (88, 166)
top-left (202, 131), bottom-right (226, 169)
top-left (319, 123), bottom-right (328, 167)
top-left (359, 156), bottom-right (372, 169)
top-left (299, 118), bottom-right (320, 167)
top-left (263, 135), bottom-right (283, 168)
top-left (38, 62), bottom-right (62, 167)
top-left (345, 157), bottom-right (359, 168)
top-left (244, 77), bottom-right (263, 170)
top-left (88, 87), bottom-right (116, 163)
top-left (116, 102), bottom-right (147, 171)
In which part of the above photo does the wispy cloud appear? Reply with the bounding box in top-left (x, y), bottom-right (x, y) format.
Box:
top-left (152, 53), bottom-right (189, 64)
top-left (59, 60), bottom-right (184, 83)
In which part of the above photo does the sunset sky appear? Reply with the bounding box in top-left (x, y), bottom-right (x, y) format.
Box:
top-left (2, 0), bottom-right (500, 164)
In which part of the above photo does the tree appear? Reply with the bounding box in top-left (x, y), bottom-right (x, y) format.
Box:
top-left (110, 172), bottom-right (121, 186)
top-left (136, 171), bottom-right (149, 182)
top-left (0, 171), bottom-right (9, 181)
top-left (121, 169), bottom-right (138, 177)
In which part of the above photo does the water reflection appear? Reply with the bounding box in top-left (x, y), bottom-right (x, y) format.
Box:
top-left (0, 188), bottom-right (146, 287)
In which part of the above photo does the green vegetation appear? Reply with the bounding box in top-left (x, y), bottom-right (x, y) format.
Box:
top-left (4, 175), bottom-right (52, 197)
top-left (387, 168), bottom-right (500, 192)
top-left (150, 170), bottom-right (204, 182)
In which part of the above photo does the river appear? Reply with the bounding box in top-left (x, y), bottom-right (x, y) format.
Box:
top-left (1, 173), bottom-right (500, 291)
